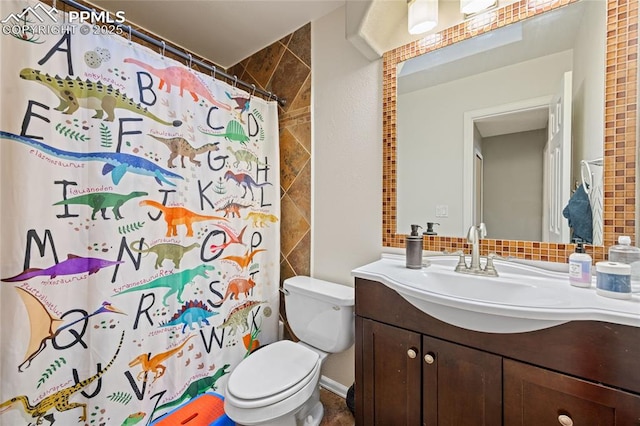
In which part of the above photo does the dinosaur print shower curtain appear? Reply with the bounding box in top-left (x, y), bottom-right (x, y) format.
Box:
top-left (0, 1), bottom-right (280, 424)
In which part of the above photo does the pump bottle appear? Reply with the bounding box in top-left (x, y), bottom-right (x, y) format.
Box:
top-left (406, 224), bottom-right (423, 269)
top-left (569, 242), bottom-right (592, 288)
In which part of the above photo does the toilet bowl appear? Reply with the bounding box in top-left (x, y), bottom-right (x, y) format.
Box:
top-left (223, 276), bottom-right (355, 426)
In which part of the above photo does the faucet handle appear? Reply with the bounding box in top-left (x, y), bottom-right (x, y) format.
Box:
top-left (478, 223), bottom-right (487, 238)
top-left (484, 253), bottom-right (499, 277)
top-left (454, 250), bottom-right (467, 272)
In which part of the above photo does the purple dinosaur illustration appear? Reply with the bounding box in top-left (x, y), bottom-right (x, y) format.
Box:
top-left (1, 254), bottom-right (123, 282)
top-left (224, 170), bottom-right (272, 201)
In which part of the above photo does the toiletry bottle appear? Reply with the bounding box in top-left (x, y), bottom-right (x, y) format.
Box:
top-left (569, 242), bottom-right (592, 288)
top-left (423, 222), bottom-right (440, 236)
top-left (406, 224), bottom-right (423, 269)
top-left (608, 236), bottom-right (640, 292)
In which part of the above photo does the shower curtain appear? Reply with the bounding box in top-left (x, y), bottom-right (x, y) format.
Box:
top-left (0, 1), bottom-right (280, 424)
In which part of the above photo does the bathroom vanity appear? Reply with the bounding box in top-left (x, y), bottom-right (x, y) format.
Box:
top-left (353, 258), bottom-right (640, 425)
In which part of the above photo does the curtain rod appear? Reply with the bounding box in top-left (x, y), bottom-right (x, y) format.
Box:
top-left (57, 0), bottom-right (287, 107)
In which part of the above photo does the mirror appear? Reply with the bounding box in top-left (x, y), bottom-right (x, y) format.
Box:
top-left (397, 0), bottom-right (604, 243)
top-left (382, 0), bottom-right (638, 261)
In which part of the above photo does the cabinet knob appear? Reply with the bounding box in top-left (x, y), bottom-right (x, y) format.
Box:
top-left (424, 353), bottom-right (435, 364)
top-left (407, 348), bottom-right (417, 359)
top-left (558, 414), bottom-right (573, 426)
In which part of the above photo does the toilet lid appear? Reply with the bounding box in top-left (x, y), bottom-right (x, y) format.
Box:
top-left (227, 340), bottom-right (319, 401)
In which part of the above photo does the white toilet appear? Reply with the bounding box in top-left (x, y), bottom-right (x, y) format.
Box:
top-left (224, 275), bottom-right (355, 426)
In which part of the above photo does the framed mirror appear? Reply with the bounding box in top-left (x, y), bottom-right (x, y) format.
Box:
top-left (382, 0), bottom-right (638, 262)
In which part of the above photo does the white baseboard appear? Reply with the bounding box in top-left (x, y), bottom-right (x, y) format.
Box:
top-left (319, 375), bottom-right (349, 399)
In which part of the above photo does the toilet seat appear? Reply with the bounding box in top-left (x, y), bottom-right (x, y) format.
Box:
top-left (225, 359), bottom-right (322, 425)
top-left (226, 340), bottom-right (320, 409)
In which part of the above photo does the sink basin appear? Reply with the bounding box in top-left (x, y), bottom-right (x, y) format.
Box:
top-left (352, 254), bottom-right (640, 333)
top-left (421, 271), bottom-right (567, 307)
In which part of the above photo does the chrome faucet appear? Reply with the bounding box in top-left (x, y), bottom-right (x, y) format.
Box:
top-left (455, 223), bottom-right (499, 276)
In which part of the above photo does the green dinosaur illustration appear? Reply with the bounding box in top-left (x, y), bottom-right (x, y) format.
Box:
top-left (151, 364), bottom-right (230, 420)
top-left (129, 240), bottom-right (200, 269)
top-left (120, 411), bottom-right (145, 426)
top-left (226, 146), bottom-right (267, 171)
top-left (113, 264), bottom-right (215, 306)
top-left (20, 68), bottom-right (181, 127)
top-left (219, 300), bottom-right (263, 335)
top-left (199, 120), bottom-right (249, 144)
top-left (54, 191), bottom-right (148, 220)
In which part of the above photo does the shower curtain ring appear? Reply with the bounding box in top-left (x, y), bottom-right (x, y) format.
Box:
top-left (211, 66), bottom-right (217, 80)
top-left (268, 91), bottom-right (273, 100)
top-left (188, 54), bottom-right (193, 68)
top-left (160, 41), bottom-right (166, 58)
top-left (52, 0), bottom-right (56, 10)
top-left (128, 26), bottom-right (132, 44)
top-left (233, 75), bottom-right (238, 88)
top-left (251, 84), bottom-right (256, 97)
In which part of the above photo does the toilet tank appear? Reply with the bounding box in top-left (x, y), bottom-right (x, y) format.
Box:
top-left (284, 276), bottom-right (355, 353)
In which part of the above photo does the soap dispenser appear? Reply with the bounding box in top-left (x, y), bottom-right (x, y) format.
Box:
top-left (423, 222), bottom-right (440, 236)
top-left (406, 224), bottom-right (423, 269)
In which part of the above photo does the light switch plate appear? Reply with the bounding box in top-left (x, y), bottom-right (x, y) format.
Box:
top-left (435, 205), bottom-right (448, 218)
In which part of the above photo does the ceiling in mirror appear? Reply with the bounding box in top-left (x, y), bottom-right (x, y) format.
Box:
top-left (397, 3), bottom-right (586, 94)
top-left (382, 0), bottom-right (638, 263)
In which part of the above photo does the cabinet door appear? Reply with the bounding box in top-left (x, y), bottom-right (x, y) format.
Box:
top-left (504, 359), bottom-right (640, 425)
top-left (422, 335), bottom-right (502, 426)
top-left (360, 318), bottom-right (422, 425)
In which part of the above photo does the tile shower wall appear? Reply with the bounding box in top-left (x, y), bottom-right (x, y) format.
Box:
top-left (229, 25), bottom-right (312, 321)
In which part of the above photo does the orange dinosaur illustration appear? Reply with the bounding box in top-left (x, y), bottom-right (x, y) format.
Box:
top-left (221, 248), bottom-right (266, 270)
top-left (129, 334), bottom-right (195, 383)
top-left (212, 277), bottom-right (256, 307)
top-left (139, 200), bottom-right (227, 237)
top-left (124, 58), bottom-right (231, 111)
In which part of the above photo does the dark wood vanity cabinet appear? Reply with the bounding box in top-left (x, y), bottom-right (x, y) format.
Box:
top-left (503, 359), bottom-right (640, 425)
top-left (354, 278), bottom-right (640, 426)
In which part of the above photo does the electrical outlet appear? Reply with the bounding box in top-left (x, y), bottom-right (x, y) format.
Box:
top-left (435, 205), bottom-right (448, 218)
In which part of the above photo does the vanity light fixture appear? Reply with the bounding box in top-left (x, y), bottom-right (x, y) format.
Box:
top-left (408, 0), bottom-right (438, 35)
top-left (460, 0), bottom-right (497, 16)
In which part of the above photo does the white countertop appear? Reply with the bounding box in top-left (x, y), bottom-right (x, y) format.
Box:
top-left (352, 254), bottom-right (640, 333)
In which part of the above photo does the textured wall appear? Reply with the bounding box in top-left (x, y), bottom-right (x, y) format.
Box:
top-left (312, 6), bottom-right (384, 388)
